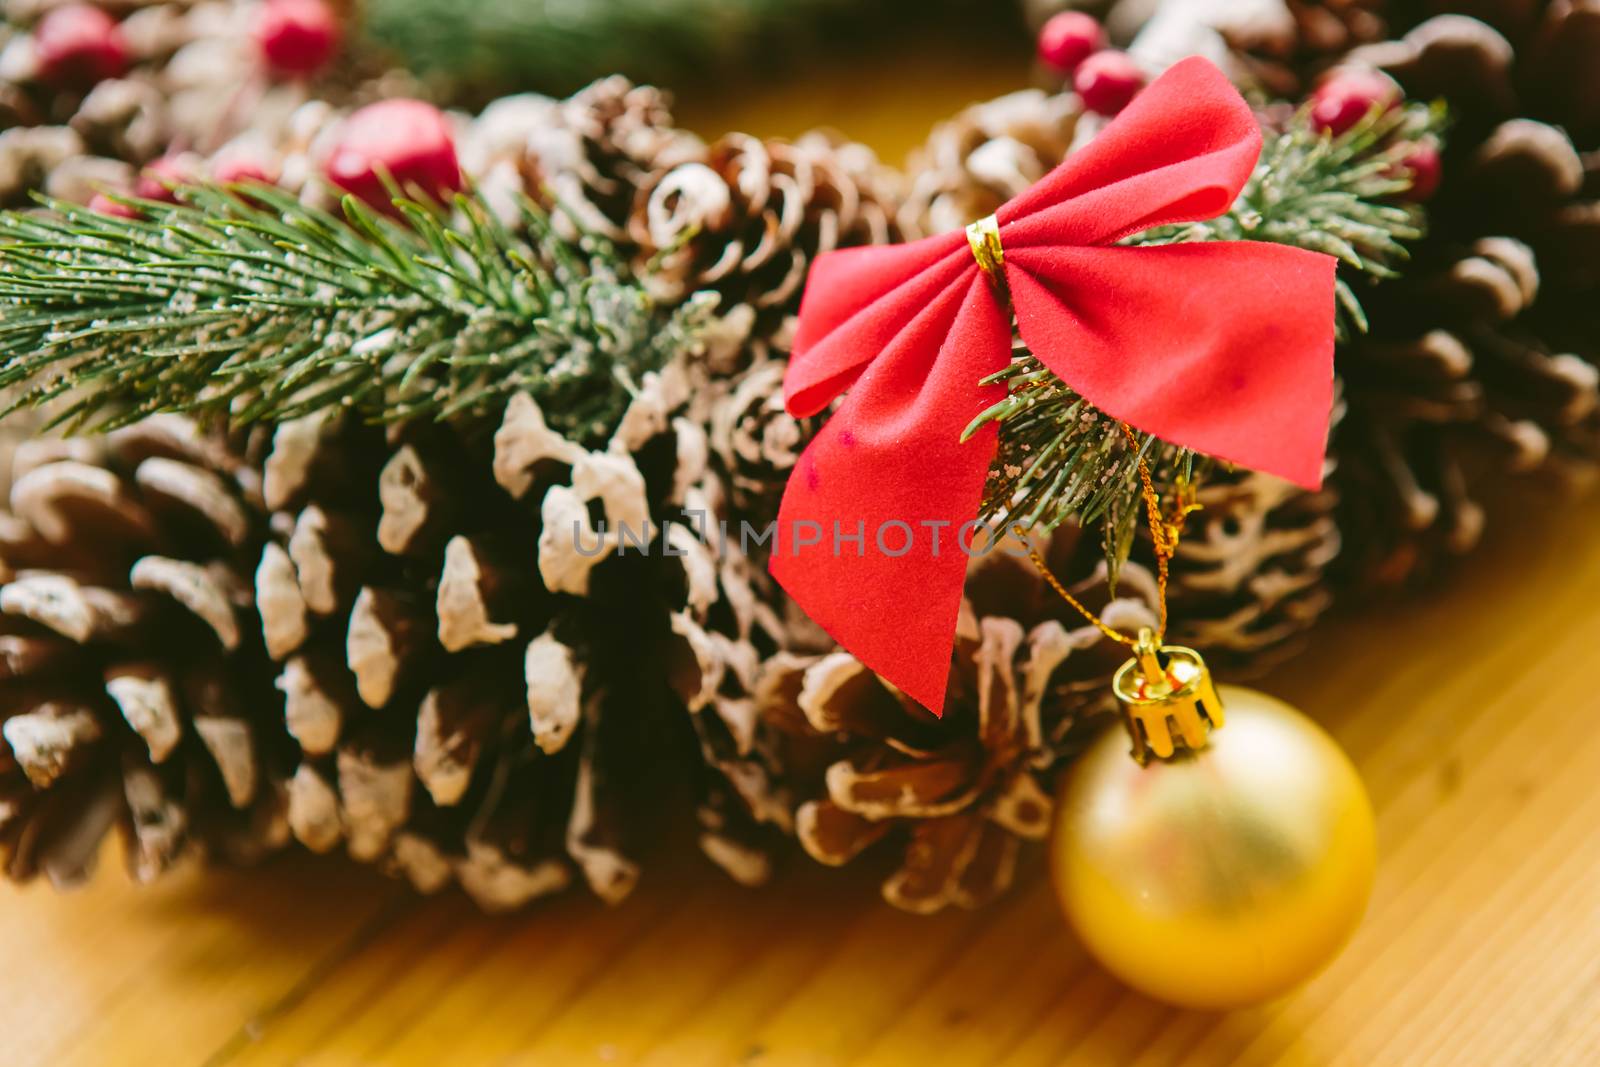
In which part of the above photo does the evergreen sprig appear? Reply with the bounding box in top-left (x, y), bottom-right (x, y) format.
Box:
top-left (970, 101), bottom-right (1443, 566)
top-left (0, 185), bottom-right (712, 442)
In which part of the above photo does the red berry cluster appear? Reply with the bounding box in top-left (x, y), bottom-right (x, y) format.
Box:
top-left (92, 96), bottom-right (462, 219)
top-left (1308, 68), bottom-right (1441, 202)
top-left (1035, 11), bottom-right (1145, 117)
top-left (37, 0), bottom-right (341, 91)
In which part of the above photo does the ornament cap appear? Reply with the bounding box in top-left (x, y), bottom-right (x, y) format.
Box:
top-left (1113, 628), bottom-right (1224, 762)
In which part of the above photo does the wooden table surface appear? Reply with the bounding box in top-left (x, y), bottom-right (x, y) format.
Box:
top-left (7, 44), bottom-right (1600, 1067)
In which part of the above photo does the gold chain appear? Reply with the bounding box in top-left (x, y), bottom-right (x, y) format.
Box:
top-left (1011, 423), bottom-right (1195, 647)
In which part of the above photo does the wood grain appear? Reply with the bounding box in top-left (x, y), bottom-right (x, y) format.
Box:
top-left (6, 54), bottom-right (1600, 1067)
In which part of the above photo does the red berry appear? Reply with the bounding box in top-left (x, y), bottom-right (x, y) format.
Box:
top-left (89, 192), bottom-right (139, 219)
top-left (34, 4), bottom-right (129, 88)
top-left (323, 99), bottom-right (462, 210)
top-left (1309, 68), bottom-right (1400, 135)
top-left (254, 0), bottom-right (341, 79)
top-left (134, 155), bottom-right (193, 202)
top-left (1394, 139), bottom-right (1442, 201)
top-left (1075, 50), bottom-right (1146, 116)
top-left (213, 155), bottom-right (278, 186)
top-left (1037, 12), bottom-right (1105, 76)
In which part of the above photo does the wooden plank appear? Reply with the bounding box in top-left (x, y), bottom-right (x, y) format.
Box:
top-left (0, 852), bottom-right (404, 1067)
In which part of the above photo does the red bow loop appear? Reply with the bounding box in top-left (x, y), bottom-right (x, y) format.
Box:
top-left (771, 56), bottom-right (1337, 715)
top-left (995, 56), bottom-right (1265, 247)
top-left (783, 233), bottom-right (970, 417)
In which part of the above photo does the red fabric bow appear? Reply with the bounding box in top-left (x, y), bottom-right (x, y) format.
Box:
top-left (770, 57), bottom-right (1337, 714)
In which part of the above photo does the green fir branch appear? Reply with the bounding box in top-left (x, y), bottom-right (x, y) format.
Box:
top-left (971, 101), bottom-right (1443, 566)
top-left (0, 185), bottom-right (712, 442)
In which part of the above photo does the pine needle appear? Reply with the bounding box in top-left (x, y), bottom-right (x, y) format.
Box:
top-left (0, 184), bottom-right (712, 443)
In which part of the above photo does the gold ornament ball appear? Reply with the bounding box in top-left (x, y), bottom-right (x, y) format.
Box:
top-left (1051, 685), bottom-right (1376, 1010)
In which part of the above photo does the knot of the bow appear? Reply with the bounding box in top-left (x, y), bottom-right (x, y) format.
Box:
top-left (964, 214), bottom-right (1007, 299)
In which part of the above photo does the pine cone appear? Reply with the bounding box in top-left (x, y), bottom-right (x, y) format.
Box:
top-left (1167, 421), bottom-right (1343, 671)
top-left (762, 528), bottom-right (1158, 913)
top-left (899, 89), bottom-right (1083, 240)
top-left (629, 130), bottom-right (904, 359)
top-left (502, 75), bottom-right (703, 243)
top-left (254, 363), bottom-right (798, 911)
top-left (1316, 9), bottom-right (1600, 582)
top-left (1215, 1), bottom-right (1394, 95)
top-left (0, 416), bottom-right (291, 888)
top-left (704, 358), bottom-right (819, 529)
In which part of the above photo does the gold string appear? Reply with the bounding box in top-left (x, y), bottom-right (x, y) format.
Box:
top-left (1009, 423), bottom-right (1187, 646)
top-left (966, 214), bottom-right (1193, 645)
top-left (1012, 520), bottom-right (1139, 647)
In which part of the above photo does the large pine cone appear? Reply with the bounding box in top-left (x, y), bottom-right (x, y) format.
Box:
top-left (0, 416), bottom-right (290, 887)
top-left (760, 528), bottom-right (1158, 913)
top-left (1308, 7), bottom-right (1600, 583)
top-left (255, 363), bottom-right (799, 911)
top-left (1168, 460), bottom-right (1342, 671)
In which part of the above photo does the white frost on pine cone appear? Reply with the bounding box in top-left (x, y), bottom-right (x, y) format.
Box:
top-left (492, 392), bottom-right (586, 500)
top-left (524, 630), bottom-right (584, 755)
top-left (537, 451), bottom-right (648, 596)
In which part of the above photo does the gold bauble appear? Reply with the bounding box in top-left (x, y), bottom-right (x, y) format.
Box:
top-left (1051, 684), bottom-right (1376, 1010)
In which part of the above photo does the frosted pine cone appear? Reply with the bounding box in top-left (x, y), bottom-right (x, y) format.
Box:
top-left (763, 528), bottom-right (1158, 913)
top-left (540, 76), bottom-right (701, 235)
top-left (254, 361), bottom-right (800, 911)
top-left (630, 130), bottom-right (903, 360)
top-left (705, 359), bottom-right (818, 529)
top-left (0, 416), bottom-right (290, 888)
top-left (1167, 443), bottom-right (1342, 670)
